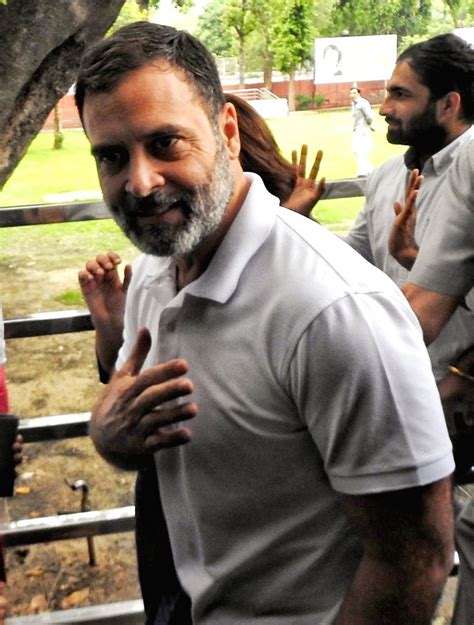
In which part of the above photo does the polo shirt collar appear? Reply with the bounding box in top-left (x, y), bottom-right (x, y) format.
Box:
top-left (142, 173), bottom-right (278, 305)
top-left (185, 173), bottom-right (277, 303)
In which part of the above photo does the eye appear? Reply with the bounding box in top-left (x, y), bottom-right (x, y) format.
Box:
top-left (392, 89), bottom-right (408, 100)
top-left (94, 147), bottom-right (128, 174)
top-left (155, 135), bottom-right (176, 149)
top-left (149, 134), bottom-right (186, 160)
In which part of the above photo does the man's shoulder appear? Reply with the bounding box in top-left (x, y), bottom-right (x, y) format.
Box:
top-left (371, 153), bottom-right (405, 176)
top-left (272, 208), bottom-right (398, 299)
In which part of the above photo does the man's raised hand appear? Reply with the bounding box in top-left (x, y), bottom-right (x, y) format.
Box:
top-left (285, 145), bottom-right (326, 217)
top-left (389, 169), bottom-right (423, 270)
top-left (78, 252), bottom-right (131, 325)
top-left (89, 327), bottom-right (198, 470)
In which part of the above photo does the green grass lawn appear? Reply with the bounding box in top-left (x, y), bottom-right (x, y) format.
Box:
top-left (1, 130), bottom-right (100, 207)
top-left (0, 108), bottom-right (405, 228)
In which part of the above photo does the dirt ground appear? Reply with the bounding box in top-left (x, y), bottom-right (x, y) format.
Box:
top-left (0, 220), bottom-right (466, 621)
top-left (2, 222), bottom-right (142, 618)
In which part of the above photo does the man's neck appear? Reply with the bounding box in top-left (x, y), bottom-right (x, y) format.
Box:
top-left (411, 122), bottom-right (470, 171)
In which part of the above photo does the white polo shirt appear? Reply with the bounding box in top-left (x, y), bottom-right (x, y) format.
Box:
top-left (118, 174), bottom-right (453, 625)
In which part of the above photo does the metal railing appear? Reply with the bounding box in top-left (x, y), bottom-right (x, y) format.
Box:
top-left (1, 179), bottom-right (366, 623)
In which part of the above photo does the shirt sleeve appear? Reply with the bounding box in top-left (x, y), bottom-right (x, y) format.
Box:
top-left (409, 140), bottom-right (474, 298)
top-left (345, 199), bottom-right (376, 264)
top-left (288, 290), bottom-right (454, 496)
top-left (361, 99), bottom-right (374, 125)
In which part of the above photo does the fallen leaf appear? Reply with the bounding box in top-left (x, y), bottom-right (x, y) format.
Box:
top-left (18, 472), bottom-right (35, 481)
top-left (15, 486), bottom-right (31, 495)
top-left (28, 594), bottom-right (48, 613)
top-left (60, 587), bottom-right (89, 609)
top-left (26, 568), bottom-right (44, 577)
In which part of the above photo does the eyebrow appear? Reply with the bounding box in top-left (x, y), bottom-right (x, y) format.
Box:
top-left (138, 124), bottom-right (186, 141)
top-left (90, 142), bottom-right (125, 159)
top-left (386, 85), bottom-right (411, 95)
top-left (90, 124), bottom-right (189, 156)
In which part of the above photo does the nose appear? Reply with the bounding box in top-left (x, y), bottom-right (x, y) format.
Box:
top-left (379, 95), bottom-right (391, 117)
top-left (125, 153), bottom-right (166, 198)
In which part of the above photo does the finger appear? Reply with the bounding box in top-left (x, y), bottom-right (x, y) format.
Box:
top-left (96, 253), bottom-right (118, 271)
top-left (12, 435), bottom-right (23, 453)
top-left (135, 357), bottom-right (190, 389)
top-left (145, 425), bottom-right (193, 451)
top-left (413, 173), bottom-right (423, 192)
top-left (406, 169), bottom-right (421, 198)
top-left (139, 401), bottom-right (198, 436)
top-left (81, 264), bottom-right (106, 287)
top-left (397, 193), bottom-right (419, 226)
top-left (404, 189), bottom-right (419, 214)
top-left (135, 372), bottom-right (194, 415)
top-left (309, 149), bottom-right (323, 180)
top-left (393, 200), bottom-right (403, 217)
top-left (122, 264), bottom-right (133, 294)
top-left (299, 144), bottom-right (308, 177)
top-left (119, 327), bottom-right (152, 378)
top-left (106, 251), bottom-right (122, 267)
top-left (314, 177), bottom-right (326, 203)
top-left (78, 270), bottom-right (93, 287)
top-left (291, 150), bottom-right (297, 166)
top-left (85, 258), bottom-right (105, 275)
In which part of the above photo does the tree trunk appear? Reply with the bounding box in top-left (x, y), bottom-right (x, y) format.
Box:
top-left (0, 0), bottom-right (125, 188)
top-left (263, 58), bottom-right (273, 90)
top-left (288, 68), bottom-right (296, 112)
top-left (238, 33), bottom-right (245, 89)
top-left (53, 104), bottom-right (64, 150)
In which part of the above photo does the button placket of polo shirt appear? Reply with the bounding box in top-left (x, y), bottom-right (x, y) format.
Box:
top-left (158, 307), bottom-right (181, 361)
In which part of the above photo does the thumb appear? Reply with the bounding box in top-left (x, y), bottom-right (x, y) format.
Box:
top-left (120, 327), bottom-right (152, 377)
top-left (393, 200), bottom-right (403, 217)
top-left (122, 264), bottom-right (133, 294)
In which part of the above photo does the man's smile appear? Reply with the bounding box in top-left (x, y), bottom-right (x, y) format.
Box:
top-left (138, 202), bottom-right (186, 225)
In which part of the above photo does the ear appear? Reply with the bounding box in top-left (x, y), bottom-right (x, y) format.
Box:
top-left (219, 101), bottom-right (241, 161)
top-left (437, 91), bottom-right (462, 121)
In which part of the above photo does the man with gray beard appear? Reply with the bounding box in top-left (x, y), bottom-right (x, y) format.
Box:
top-left (76, 22), bottom-right (454, 625)
top-left (113, 141), bottom-right (233, 259)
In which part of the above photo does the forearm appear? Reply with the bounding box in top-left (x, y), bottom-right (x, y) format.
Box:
top-left (93, 319), bottom-right (124, 376)
top-left (401, 283), bottom-right (458, 345)
top-left (333, 550), bottom-right (450, 624)
top-left (454, 346), bottom-right (474, 376)
top-left (437, 345), bottom-right (474, 401)
top-left (335, 479), bottom-right (454, 625)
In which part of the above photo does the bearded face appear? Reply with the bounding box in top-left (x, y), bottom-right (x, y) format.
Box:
top-left (112, 142), bottom-right (234, 257)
